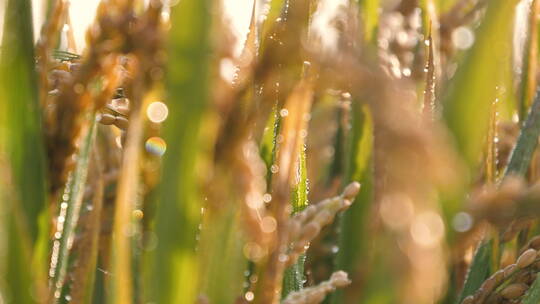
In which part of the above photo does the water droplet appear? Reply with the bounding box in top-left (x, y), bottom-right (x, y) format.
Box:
top-left (410, 211), bottom-right (445, 247)
top-left (219, 58), bottom-right (237, 83)
top-left (115, 135), bottom-right (123, 148)
top-left (145, 137), bottom-right (167, 156)
top-left (452, 26), bottom-right (475, 50)
top-left (379, 193), bottom-right (414, 230)
top-left (245, 291), bottom-right (255, 301)
top-left (132, 209), bottom-right (144, 220)
top-left (452, 212), bottom-right (473, 232)
top-left (402, 68), bottom-right (411, 77)
top-left (74, 83), bottom-right (85, 94)
top-left (261, 216), bottom-right (277, 233)
top-left (146, 101), bottom-right (169, 123)
top-left (243, 242), bottom-right (265, 261)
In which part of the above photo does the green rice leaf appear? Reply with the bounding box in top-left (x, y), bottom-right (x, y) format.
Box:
top-left (283, 145), bottom-right (309, 297)
top-left (522, 274), bottom-right (540, 304)
top-left (260, 106), bottom-right (280, 184)
top-left (146, 0), bottom-right (212, 302)
top-left (331, 102), bottom-right (374, 304)
top-left (50, 118), bottom-right (97, 303)
top-left (359, 0), bottom-right (379, 43)
top-left (456, 241), bottom-right (492, 304)
top-left (504, 89), bottom-right (540, 177)
top-left (442, 0), bottom-right (519, 171)
top-left (198, 207), bottom-right (245, 303)
top-left (0, 0), bottom-right (49, 301)
top-left (261, 0), bottom-right (286, 42)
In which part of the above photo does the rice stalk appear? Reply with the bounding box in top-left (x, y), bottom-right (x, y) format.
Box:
top-left (36, 0), bottom-right (68, 108)
top-left (110, 2), bottom-right (164, 302)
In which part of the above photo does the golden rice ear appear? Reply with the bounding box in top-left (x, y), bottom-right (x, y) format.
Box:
top-left (284, 181), bottom-right (360, 268)
top-left (282, 271), bottom-right (351, 304)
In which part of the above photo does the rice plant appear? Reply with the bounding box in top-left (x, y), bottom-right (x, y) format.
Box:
top-left (3, 0), bottom-right (540, 303)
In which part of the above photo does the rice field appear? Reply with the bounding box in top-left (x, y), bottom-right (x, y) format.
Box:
top-left (2, 0), bottom-right (540, 303)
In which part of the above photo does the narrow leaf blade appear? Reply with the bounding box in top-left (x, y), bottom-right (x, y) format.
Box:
top-left (456, 241), bottom-right (492, 304)
top-left (522, 275), bottom-right (540, 304)
top-left (146, 0), bottom-right (212, 302)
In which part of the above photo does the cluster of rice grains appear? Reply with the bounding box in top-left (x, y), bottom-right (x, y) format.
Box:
top-left (285, 182), bottom-right (360, 269)
top-left (282, 271), bottom-right (351, 304)
top-left (461, 246), bottom-right (540, 304)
